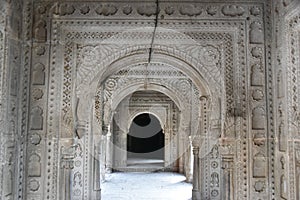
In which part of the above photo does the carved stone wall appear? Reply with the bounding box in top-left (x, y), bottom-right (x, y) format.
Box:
top-left (23, 0), bottom-right (267, 199)
top-left (0, 0), bottom-right (23, 200)
top-left (2, 0), bottom-right (300, 199)
top-left (273, 1), bottom-right (300, 199)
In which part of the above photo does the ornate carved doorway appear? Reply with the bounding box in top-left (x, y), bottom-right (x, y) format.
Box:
top-left (18, 1), bottom-right (276, 199)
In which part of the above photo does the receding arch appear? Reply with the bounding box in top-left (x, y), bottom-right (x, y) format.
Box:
top-left (127, 113), bottom-right (165, 160)
top-left (129, 110), bottom-right (166, 133)
top-left (111, 83), bottom-right (186, 112)
top-left (92, 52), bottom-right (214, 96)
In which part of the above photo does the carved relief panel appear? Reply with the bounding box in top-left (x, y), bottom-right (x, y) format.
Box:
top-left (21, 1), bottom-right (272, 200)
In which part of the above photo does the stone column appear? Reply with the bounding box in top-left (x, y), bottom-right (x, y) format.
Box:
top-left (93, 141), bottom-right (101, 199)
top-left (100, 134), bottom-right (106, 181)
top-left (113, 129), bottom-right (127, 169)
top-left (221, 156), bottom-right (234, 200)
top-left (60, 146), bottom-right (75, 200)
top-left (184, 129), bottom-right (192, 177)
top-left (106, 131), bottom-right (113, 173)
top-left (186, 136), bottom-right (193, 182)
top-left (192, 145), bottom-right (201, 200)
top-left (178, 130), bottom-right (184, 174)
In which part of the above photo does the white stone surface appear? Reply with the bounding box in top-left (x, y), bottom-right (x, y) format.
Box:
top-left (102, 172), bottom-right (192, 200)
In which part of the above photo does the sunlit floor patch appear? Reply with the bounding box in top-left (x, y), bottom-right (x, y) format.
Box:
top-left (102, 172), bottom-right (192, 200)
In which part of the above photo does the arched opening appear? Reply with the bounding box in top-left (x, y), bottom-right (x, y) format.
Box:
top-left (127, 113), bottom-right (165, 165)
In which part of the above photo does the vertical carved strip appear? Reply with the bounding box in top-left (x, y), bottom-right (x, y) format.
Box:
top-left (221, 156), bottom-right (234, 200)
top-left (0, 3), bottom-right (5, 198)
top-left (200, 96), bottom-right (209, 198)
top-left (264, 1), bottom-right (276, 199)
top-left (19, 0), bottom-right (33, 199)
top-left (47, 19), bottom-right (60, 200)
top-left (287, 11), bottom-right (300, 200)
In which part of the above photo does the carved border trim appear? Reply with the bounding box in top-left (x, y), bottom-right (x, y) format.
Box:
top-left (286, 9), bottom-right (300, 200)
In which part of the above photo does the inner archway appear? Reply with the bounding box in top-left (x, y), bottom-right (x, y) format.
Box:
top-left (127, 113), bottom-right (164, 161)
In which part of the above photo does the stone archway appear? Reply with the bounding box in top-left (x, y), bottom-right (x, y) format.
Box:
top-left (3, 1), bottom-right (281, 199)
top-left (126, 112), bottom-right (165, 170)
top-left (127, 113), bottom-right (164, 160)
top-left (67, 48), bottom-right (217, 199)
top-left (109, 90), bottom-right (181, 173)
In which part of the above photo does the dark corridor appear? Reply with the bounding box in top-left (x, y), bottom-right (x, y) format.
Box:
top-left (127, 113), bottom-right (164, 159)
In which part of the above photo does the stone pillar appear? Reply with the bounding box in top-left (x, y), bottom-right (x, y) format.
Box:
top-left (184, 130), bottom-right (192, 177)
top-left (178, 130), bottom-right (184, 174)
top-left (106, 131), bottom-right (113, 173)
top-left (192, 145), bottom-right (201, 200)
top-left (100, 134), bottom-right (106, 181)
top-left (113, 129), bottom-right (127, 169)
top-left (186, 136), bottom-right (193, 182)
top-left (60, 145), bottom-right (75, 200)
top-left (221, 156), bottom-right (234, 200)
top-left (93, 141), bottom-right (101, 199)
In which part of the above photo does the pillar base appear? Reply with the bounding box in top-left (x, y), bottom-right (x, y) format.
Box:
top-left (192, 190), bottom-right (201, 200)
top-left (186, 174), bottom-right (193, 183)
top-left (90, 190), bottom-right (101, 200)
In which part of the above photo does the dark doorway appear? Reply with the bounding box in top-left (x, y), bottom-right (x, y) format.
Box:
top-left (127, 113), bottom-right (164, 160)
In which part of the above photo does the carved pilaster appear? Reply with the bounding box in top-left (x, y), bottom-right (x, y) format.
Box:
top-left (60, 144), bottom-right (75, 200)
top-left (221, 156), bottom-right (234, 200)
top-left (192, 145), bottom-right (201, 200)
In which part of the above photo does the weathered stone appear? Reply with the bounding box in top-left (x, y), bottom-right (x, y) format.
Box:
top-left (0, 1), bottom-right (299, 200)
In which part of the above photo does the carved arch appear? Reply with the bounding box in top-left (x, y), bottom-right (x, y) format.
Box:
top-left (79, 45), bottom-right (220, 96)
top-left (129, 111), bottom-right (166, 134)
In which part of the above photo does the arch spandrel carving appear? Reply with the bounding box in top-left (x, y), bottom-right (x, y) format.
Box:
top-left (73, 26), bottom-right (229, 95)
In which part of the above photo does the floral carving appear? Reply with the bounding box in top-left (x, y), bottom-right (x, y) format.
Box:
top-left (251, 47), bottom-right (263, 58)
top-left (165, 6), bottom-right (175, 15)
top-left (123, 5), bottom-right (132, 15)
top-left (35, 46), bottom-right (45, 56)
top-left (59, 4), bottom-right (75, 16)
top-left (77, 45), bottom-right (119, 87)
top-left (252, 89), bottom-right (264, 101)
top-left (250, 6), bottom-right (261, 16)
top-left (32, 88), bottom-right (44, 101)
top-left (206, 6), bottom-right (218, 16)
top-left (199, 45), bottom-right (220, 66)
top-left (254, 180), bottom-right (265, 193)
top-left (28, 179), bottom-right (40, 192)
top-left (105, 79), bottom-right (117, 91)
top-left (80, 5), bottom-right (90, 15)
top-left (30, 133), bottom-right (41, 145)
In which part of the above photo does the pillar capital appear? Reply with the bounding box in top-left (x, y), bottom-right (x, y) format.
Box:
top-left (191, 135), bottom-right (201, 147)
top-left (192, 146), bottom-right (200, 155)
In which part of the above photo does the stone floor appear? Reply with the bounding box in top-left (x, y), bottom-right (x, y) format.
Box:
top-left (102, 172), bottom-right (192, 200)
